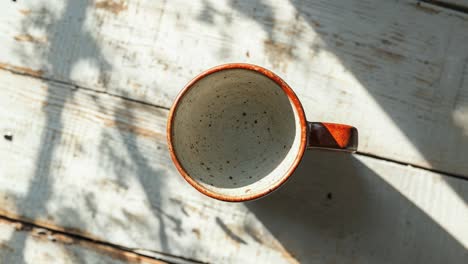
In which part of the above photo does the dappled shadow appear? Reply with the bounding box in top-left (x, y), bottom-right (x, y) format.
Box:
top-left (105, 97), bottom-right (171, 251)
top-left (227, 0), bottom-right (275, 41)
top-left (285, 0), bottom-right (468, 216)
top-left (197, 0), bottom-right (235, 57)
top-left (209, 0), bottom-right (468, 261)
top-left (6, 0), bottom-right (183, 259)
top-left (3, 0), bottom-right (467, 262)
top-left (4, 0), bottom-right (111, 262)
top-left (247, 150), bottom-right (468, 263)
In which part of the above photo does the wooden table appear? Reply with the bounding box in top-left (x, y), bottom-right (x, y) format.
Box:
top-left (0, 0), bottom-right (467, 263)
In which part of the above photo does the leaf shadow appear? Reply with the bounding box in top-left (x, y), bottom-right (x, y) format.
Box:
top-left (4, 0), bottom-right (111, 262)
top-left (286, 0), bottom-right (468, 216)
top-left (224, 0), bottom-right (468, 262)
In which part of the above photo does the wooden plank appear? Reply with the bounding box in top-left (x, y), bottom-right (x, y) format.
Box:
top-left (0, 70), bottom-right (467, 263)
top-left (0, 217), bottom-right (167, 264)
top-left (1, 0), bottom-right (468, 177)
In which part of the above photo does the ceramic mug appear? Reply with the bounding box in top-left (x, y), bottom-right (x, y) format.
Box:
top-left (167, 63), bottom-right (358, 202)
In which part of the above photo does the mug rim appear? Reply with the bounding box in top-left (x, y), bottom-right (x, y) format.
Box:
top-left (167, 63), bottom-right (307, 202)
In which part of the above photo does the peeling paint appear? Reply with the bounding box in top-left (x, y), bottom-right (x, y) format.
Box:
top-left (14, 34), bottom-right (47, 43)
top-left (0, 216), bottom-right (167, 263)
top-left (95, 0), bottom-right (128, 15)
top-left (0, 63), bottom-right (43, 77)
top-left (102, 119), bottom-right (165, 140)
top-left (191, 228), bottom-right (201, 239)
top-left (263, 40), bottom-right (294, 72)
top-left (412, 2), bottom-right (441, 14)
top-left (372, 47), bottom-right (405, 62)
top-left (19, 9), bottom-right (32, 15)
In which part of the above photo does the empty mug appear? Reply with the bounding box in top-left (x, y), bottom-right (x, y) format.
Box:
top-left (167, 63), bottom-right (358, 202)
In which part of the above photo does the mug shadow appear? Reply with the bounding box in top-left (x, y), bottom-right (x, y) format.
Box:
top-left (246, 150), bottom-right (467, 263)
top-left (213, 0), bottom-right (468, 210)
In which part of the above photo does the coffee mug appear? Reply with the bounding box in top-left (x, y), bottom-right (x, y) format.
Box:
top-left (167, 63), bottom-right (358, 202)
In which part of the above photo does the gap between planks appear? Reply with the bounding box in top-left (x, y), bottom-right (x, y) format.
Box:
top-left (421, 0), bottom-right (468, 14)
top-left (357, 151), bottom-right (468, 182)
top-left (0, 213), bottom-right (205, 264)
top-left (0, 65), bottom-right (170, 111)
top-left (1, 66), bottom-right (466, 182)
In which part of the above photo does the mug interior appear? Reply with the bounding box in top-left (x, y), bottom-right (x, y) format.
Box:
top-left (171, 68), bottom-right (303, 200)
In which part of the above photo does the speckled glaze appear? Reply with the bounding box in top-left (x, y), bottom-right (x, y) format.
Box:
top-left (167, 64), bottom-right (357, 202)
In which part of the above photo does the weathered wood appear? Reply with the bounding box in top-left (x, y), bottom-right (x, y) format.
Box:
top-left (1, 0), bottom-right (468, 177)
top-left (0, 70), bottom-right (467, 263)
top-left (0, 217), bottom-right (167, 264)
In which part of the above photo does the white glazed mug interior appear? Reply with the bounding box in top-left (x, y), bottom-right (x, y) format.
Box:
top-left (168, 64), bottom-right (306, 201)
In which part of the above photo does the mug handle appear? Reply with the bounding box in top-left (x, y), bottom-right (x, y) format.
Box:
top-left (307, 122), bottom-right (358, 152)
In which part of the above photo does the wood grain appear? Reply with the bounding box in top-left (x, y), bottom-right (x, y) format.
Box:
top-left (0, 69), bottom-right (466, 263)
top-left (1, 0), bottom-right (468, 177)
top-left (0, 217), bottom-right (167, 264)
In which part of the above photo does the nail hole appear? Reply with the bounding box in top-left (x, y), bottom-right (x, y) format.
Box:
top-left (254, 120), bottom-right (257, 124)
top-left (242, 112), bottom-right (246, 116)
top-left (327, 192), bottom-right (333, 200)
top-left (4, 134), bottom-right (13, 141)
top-left (229, 176), bottom-right (233, 180)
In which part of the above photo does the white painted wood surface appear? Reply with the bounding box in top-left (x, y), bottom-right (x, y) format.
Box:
top-left (0, 70), bottom-right (467, 263)
top-left (0, 218), bottom-right (166, 264)
top-left (1, 0), bottom-right (468, 177)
